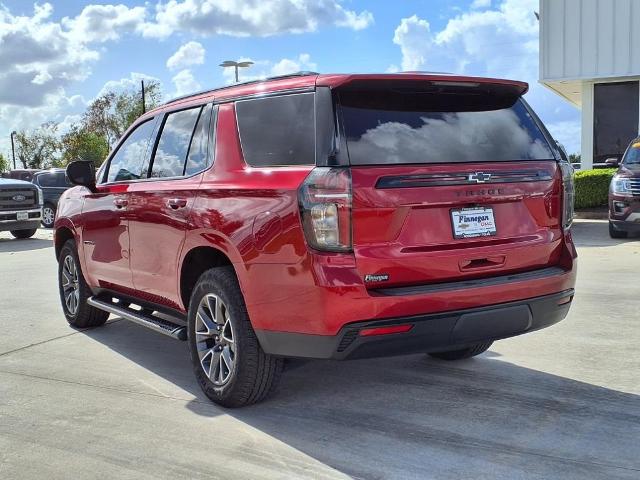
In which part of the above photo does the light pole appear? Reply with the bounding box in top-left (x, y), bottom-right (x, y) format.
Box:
top-left (219, 60), bottom-right (254, 82)
top-left (10, 131), bottom-right (16, 170)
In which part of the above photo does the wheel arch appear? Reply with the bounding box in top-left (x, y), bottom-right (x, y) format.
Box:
top-left (179, 245), bottom-right (243, 311)
top-left (54, 225), bottom-right (75, 259)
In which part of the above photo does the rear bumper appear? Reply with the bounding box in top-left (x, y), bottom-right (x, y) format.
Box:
top-left (255, 289), bottom-right (574, 360)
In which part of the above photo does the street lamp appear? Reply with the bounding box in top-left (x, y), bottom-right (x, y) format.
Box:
top-left (219, 60), bottom-right (254, 83)
top-left (10, 131), bottom-right (16, 170)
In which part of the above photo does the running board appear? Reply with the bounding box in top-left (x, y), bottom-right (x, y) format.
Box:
top-left (87, 297), bottom-right (187, 341)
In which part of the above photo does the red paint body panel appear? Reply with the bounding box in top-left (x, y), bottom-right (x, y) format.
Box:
top-left (55, 73), bottom-right (576, 347)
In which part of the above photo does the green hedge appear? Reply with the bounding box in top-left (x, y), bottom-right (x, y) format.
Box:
top-left (574, 168), bottom-right (617, 209)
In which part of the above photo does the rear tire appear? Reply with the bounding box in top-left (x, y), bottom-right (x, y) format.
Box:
top-left (187, 266), bottom-right (283, 408)
top-left (609, 221), bottom-right (628, 239)
top-left (42, 203), bottom-right (56, 228)
top-left (58, 239), bottom-right (109, 328)
top-left (428, 341), bottom-right (493, 361)
top-left (10, 229), bottom-right (37, 239)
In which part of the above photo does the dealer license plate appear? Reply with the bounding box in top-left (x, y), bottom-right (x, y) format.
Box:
top-left (451, 207), bottom-right (497, 239)
top-left (16, 212), bottom-right (28, 221)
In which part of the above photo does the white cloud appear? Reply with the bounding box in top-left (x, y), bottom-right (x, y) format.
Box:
top-left (140, 0), bottom-right (373, 38)
top-left (270, 54), bottom-right (317, 76)
top-left (390, 0), bottom-right (581, 153)
top-left (546, 120), bottom-right (581, 155)
top-left (166, 41), bottom-right (206, 70)
top-left (172, 69), bottom-right (201, 97)
top-left (97, 72), bottom-right (163, 98)
top-left (471, 0), bottom-right (492, 9)
top-left (62, 4), bottom-right (146, 43)
top-left (220, 54), bottom-right (317, 84)
top-left (0, 3), bottom-right (98, 108)
top-left (392, 15), bottom-right (432, 71)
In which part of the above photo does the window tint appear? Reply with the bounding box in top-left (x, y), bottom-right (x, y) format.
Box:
top-left (236, 93), bottom-right (315, 167)
top-left (151, 107), bottom-right (201, 178)
top-left (107, 119), bottom-right (157, 182)
top-left (36, 172), bottom-right (69, 187)
top-left (340, 95), bottom-right (554, 165)
top-left (185, 104), bottom-right (213, 176)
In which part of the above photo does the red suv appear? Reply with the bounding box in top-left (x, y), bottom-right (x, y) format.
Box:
top-left (55, 72), bottom-right (577, 407)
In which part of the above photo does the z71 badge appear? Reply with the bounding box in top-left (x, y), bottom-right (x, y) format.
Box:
top-left (364, 274), bottom-right (390, 283)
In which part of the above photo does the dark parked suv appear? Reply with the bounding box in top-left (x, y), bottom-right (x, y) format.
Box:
top-left (609, 137), bottom-right (640, 238)
top-left (32, 169), bottom-right (73, 228)
top-left (55, 72), bottom-right (577, 407)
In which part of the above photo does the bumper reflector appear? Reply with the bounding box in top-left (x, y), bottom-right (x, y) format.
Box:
top-left (359, 324), bottom-right (413, 337)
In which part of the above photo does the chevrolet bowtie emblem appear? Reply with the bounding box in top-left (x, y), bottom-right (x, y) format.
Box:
top-left (468, 172), bottom-right (492, 183)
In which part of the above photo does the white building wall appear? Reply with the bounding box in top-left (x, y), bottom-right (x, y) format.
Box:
top-left (541, 0), bottom-right (640, 83)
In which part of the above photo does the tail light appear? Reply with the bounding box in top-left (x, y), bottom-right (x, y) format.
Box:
top-left (298, 167), bottom-right (352, 252)
top-left (559, 162), bottom-right (574, 230)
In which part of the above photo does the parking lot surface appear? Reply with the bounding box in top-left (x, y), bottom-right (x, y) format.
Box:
top-left (0, 220), bottom-right (639, 480)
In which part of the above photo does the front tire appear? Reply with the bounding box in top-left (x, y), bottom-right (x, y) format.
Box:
top-left (10, 229), bottom-right (37, 239)
top-left (187, 266), bottom-right (283, 408)
top-left (42, 203), bottom-right (56, 228)
top-left (428, 341), bottom-right (493, 361)
top-left (58, 239), bottom-right (109, 328)
top-left (609, 221), bottom-right (628, 239)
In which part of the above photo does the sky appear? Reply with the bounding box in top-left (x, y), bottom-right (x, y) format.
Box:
top-left (0, 0), bottom-right (581, 162)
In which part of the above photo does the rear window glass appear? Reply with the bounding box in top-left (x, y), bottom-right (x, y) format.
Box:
top-left (340, 94), bottom-right (554, 165)
top-left (236, 93), bottom-right (315, 167)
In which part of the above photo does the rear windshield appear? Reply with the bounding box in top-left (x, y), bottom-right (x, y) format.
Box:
top-left (340, 92), bottom-right (554, 165)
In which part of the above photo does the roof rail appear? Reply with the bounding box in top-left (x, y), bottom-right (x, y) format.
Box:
top-left (163, 71), bottom-right (320, 106)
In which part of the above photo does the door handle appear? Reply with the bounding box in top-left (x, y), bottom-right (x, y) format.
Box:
top-left (113, 198), bottom-right (128, 209)
top-left (167, 198), bottom-right (188, 209)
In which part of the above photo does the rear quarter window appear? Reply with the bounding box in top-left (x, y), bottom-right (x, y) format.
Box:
top-left (235, 93), bottom-right (315, 167)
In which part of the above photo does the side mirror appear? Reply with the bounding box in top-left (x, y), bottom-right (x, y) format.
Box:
top-left (604, 157), bottom-right (620, 167)
top-left (66, 160), bottom-right (97, 192)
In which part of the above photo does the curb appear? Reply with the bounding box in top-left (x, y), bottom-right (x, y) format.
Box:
top-left (574, 209), bottom-right (608, 220)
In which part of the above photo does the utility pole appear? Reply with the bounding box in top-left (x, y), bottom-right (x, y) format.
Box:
top-left (141, 80), bottom-right (146, 114)
top-left (219, 60), bottom-right (254, 82)
top-left (10, 131), bottom-right (16, 170)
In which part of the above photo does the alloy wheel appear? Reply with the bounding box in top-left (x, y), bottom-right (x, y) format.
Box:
top-left (195, 293), bottom-right (236, 385)
top-left (61, 255), bottom-right (80, 315)
top-left (43, 206), bottom-right (55, 227)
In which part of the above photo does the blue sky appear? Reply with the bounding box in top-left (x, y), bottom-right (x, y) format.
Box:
top-left (0, 0), bottom-right (581, 159)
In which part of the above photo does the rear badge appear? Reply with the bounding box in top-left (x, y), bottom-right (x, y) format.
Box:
top-left (365, 274), bottom-right (389, 283)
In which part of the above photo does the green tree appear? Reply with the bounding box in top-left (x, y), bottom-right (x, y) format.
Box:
top-left (0, 152), bottom-right (9, 173)
top-left (82, 80), bottom-right (162, 147)
top-left (14, 122), bottom-right (61, 169)
top-left (61, 127), bottom-right (110, 167)
top-left (569, 153), bottom-right (581, 164)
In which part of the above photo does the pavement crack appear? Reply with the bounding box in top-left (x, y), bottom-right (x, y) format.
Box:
top-left (0, 320), bottom-right (123, 358)
top-left (0, 331), bottom-right (80, 358)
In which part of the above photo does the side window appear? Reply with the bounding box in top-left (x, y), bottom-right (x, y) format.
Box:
top-left (107, 119), bottom-right (157, 183)
top-left (150, 107), bottom-right (202, 178)
top-left (185, 104), bottom-right (214, 176)
top-left (235, 93), bottom-right (315, 167)
top-left (55, 172), bottom-right (68, 187)
top-left (36, 174), bottom-right (54, 187)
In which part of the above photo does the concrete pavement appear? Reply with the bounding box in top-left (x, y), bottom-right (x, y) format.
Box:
top-left (0, 221), bottom-right (639, 479)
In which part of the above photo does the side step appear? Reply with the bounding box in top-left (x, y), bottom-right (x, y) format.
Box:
top-left (87, 297), bottom-right (187, 341)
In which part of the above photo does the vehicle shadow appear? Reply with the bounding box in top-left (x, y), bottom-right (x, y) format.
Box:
top-left (85, 319), bottom-right (640, 480)
top-left (0, 237), bottom-right (52, 253)
top-left (571, 219), bottom-right (638, 247)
